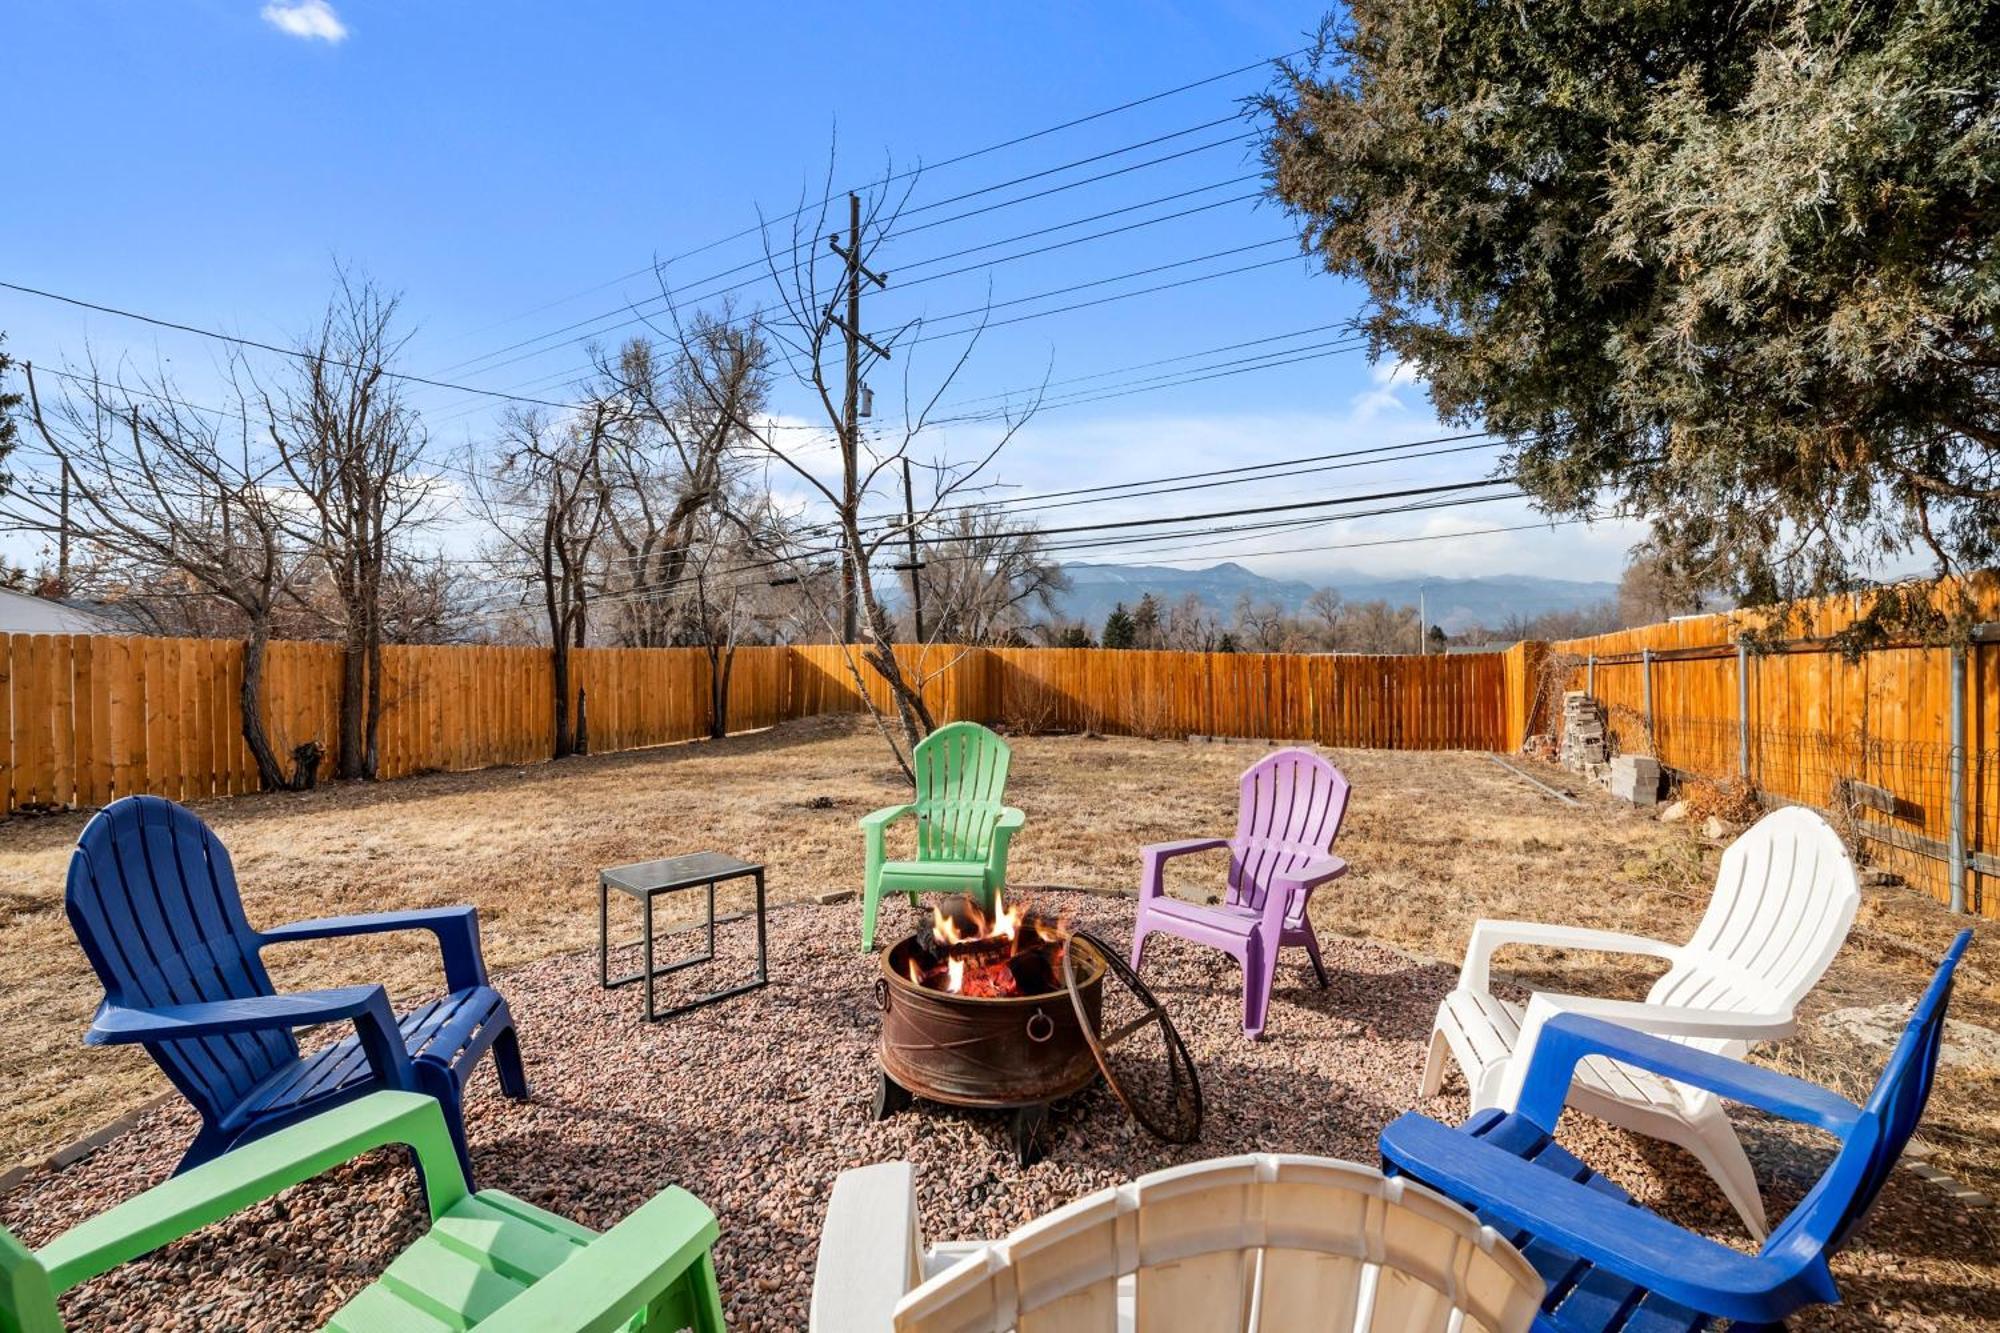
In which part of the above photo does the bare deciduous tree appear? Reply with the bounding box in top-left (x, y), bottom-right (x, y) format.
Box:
top-left (8, 360), bottom-right (321, 789)
top-left (593, 317), bottom-right (768, 645)
top-left (472, 405), bottom-right (613, 757)
top-left (269, 276), bottom-right (436, 779)
top-left (663, 157), bottom-right (1043, 775)
top-left (902, 506), bottom-right (1068, 645)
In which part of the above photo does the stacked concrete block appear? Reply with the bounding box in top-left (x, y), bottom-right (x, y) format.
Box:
top-left (1559, 692), bottom-right (1608, 771)
top-left (1611, 754), bottom-right (1662, 806)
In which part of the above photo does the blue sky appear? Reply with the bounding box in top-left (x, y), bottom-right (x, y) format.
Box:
top-left (2, 0), bottom-right (1646, 584)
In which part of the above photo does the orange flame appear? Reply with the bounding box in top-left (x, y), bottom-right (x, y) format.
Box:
top-left (910, 891), bottom-right (1068, 997)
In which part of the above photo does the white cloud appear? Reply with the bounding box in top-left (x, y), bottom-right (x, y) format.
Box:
top-left (261, 0), bottom-right (347, 42)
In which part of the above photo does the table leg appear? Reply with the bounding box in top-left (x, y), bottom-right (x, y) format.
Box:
top-left (754, 868), bottom-right (768, 983)
top-left (643, 891), bottom-right (658, 1021)
top-left (706, 879), bottom-right (717, 959)
top-left (598, 879), bottom-right (610, 989)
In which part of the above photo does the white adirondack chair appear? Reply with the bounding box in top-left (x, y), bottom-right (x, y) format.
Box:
top-left (809, 1154), bottom-right (1543, 1333)
top-left (1420, 804), bottom-right (1860, 1239)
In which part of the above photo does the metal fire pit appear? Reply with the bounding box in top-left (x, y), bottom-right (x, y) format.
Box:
top-left (874, 933), bottom-right (1106, 1165)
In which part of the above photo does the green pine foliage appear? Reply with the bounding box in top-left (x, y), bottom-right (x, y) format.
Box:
top-left (1101, 602), bottom-right (1138, 649)
top-left (1261, 2), bottom-right (2000, 638)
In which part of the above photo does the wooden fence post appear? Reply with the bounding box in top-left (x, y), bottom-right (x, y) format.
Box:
top-left (1641, 647), bottom-right (1653, 742)
top-left (1501, 640), bottom-right (1548, 753)
top-left (1948, 641), bottom-right (1967, 914)
top-left (1736, 640), bottom-right (1752, 781)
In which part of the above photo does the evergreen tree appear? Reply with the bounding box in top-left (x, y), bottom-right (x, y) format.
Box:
top-left (1261, 2), bottom-right (2000, 631)
top-left (1129, 592), bottom-right (1162, 648)
top-left (1101, 602), bottom-right (1137, 650)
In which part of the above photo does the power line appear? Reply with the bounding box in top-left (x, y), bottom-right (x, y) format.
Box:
top-left (895, 247), bottom-right (1302, 347)
top-left (433, 132), bottom-right (1261, 391)
top-left (713, 476), bottom-right (1520, 582)
top-left (422, 233), bottom-right (1305, 428)
top-left (933, 320), bottom-right (1346, 413)
top-left (444, 50), bottom-right (1295, 346)
top-left (460, 489), bottom-right (1555, 614)
top-left (929, 337), bottom-right (1365, 428)
top-left (0, 280), bottom-right (589, 412)
top-left (926, 428), bottom-right (1496, 513)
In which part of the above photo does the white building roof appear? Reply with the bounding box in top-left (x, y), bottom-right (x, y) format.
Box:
top-left (0, 587), bottom-right (129, 635)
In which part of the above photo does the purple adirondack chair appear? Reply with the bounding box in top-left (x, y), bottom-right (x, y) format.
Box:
top-left (1130, 748), bottom-right (1351, 1039)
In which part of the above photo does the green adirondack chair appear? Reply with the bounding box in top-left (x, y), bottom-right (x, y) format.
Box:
top-left (0, 1091), bottom-right (726, 1333)
top-left (858, 721), bottom-right (1023, 952)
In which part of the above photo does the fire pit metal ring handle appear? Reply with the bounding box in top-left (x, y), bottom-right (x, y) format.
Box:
top-left (1025, 1008), bottom-right (1055, 1043)
top-left (873, 977), bottom-right (890, 1012)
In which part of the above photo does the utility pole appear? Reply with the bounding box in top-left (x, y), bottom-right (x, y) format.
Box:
top-left (828, 191), bottom-right (889, 644)
top-left (1417, 585), bottom-right (1428, 655)
top-left (901, 456), bottom-right (925, 643)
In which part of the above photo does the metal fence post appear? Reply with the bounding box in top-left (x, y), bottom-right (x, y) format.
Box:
top-left (1736, 640), bottom-right (1751, 781)
top-left (1641, 647), bottom-right (1653, 740)
top-left (1586, 653), bottom-right (1595, 695)
top-left (1948, 642), bottom-right (1968, 915)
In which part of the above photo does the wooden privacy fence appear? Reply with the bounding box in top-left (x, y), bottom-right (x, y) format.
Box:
top-left (0, 635), bottom-right (1516, 815)
top-left (1550, 579), bottom-right (1999, 918)
top-left (12, 614), bottom-right (1986, 916)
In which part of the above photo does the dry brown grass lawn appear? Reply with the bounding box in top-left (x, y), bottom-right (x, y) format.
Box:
top-left (4, 714), bottom-right (1995, 1226)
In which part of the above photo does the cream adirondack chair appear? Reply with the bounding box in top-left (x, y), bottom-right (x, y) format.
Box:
top-left (809, 1155), bottom-right (1543, 1333)
top-left (1420, 805), bottom-right (1860, 1239)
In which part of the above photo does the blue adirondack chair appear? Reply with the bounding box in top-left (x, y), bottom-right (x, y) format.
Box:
top-left (1379, 929), bottom-right (1972, 1332)
top-left (65, 795), bottom-right (529, 1186)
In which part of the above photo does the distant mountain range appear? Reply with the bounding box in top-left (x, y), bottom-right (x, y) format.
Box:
top-left (1050, 562), bottom-right (1618, 634)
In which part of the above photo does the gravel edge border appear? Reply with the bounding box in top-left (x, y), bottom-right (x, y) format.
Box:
top-left (7, 890), bottom-right (1992, 1219)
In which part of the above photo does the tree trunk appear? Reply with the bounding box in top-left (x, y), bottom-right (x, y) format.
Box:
top-left (708, 643), bottom-right (734, 739)
top-left (551, 639), bottom-right (574, 758)
top-left (241, 627), bottom-right (317, 791)
top-left (335, 629), bottom-right (366, 779)
top-left (361, 616), bottom-right (383, 779)
top-left (853, 534), bottom-right (935, 748)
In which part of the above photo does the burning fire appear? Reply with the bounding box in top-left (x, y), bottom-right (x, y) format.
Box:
top-left (902, 892), bottom-right (1069, 998)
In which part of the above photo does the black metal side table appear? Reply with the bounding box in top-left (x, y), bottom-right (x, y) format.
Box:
top-left (598, 852), bottom-right (768, 1021)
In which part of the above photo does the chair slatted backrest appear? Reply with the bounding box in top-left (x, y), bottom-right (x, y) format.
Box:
top-left (912, 722), bottom-right (1012, 862)
top-left (1650, 806), bottom-right (1860, 1051)
top-left (1765, 930), bottom-right (1971, 1261)
top-left (64, 796), bottom-right (295, 1118)
top-left (1226, 749), bottom-right (1350, 913)
top-left (894, 1155), bottom-right (1541, 1333)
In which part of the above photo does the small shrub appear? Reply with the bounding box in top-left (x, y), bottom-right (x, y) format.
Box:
top-left (1679, 776), bottom-right (1761, 827)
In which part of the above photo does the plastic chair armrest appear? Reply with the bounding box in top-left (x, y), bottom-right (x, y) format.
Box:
top-left (1380, 1112), bottom-right (1835, 1325)
top-left (1515, 1012), bottom-right (1862, 1136)
top-left (1496, 992), bottom-right (1797, 1112)
top-left (476, 1187), bottom-right (722, 1333)
top-left (1141, 837), bottom-right (1231, 860)
top-left (1261, 856), bottom-right (1349, 931)
top-left (1138, 837), bottom-right (1230, 901)
top-left (87, 986), bottom-right (395, 1044)
top-left (859, 804), bottom-right (916, 832)
top-left (1275, 856), bottom-right (1348, 890)
top-left (37, 1092), bottom-right (468, 1294)
top-left (260, 906), bottom-right (489, 991)
top-left (1458, 919), bottom-right (1682, 994)
top-left (810, 1163), bottom-right (926, 1332)
top-left (86, 987), bottom-right (415, 1104)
